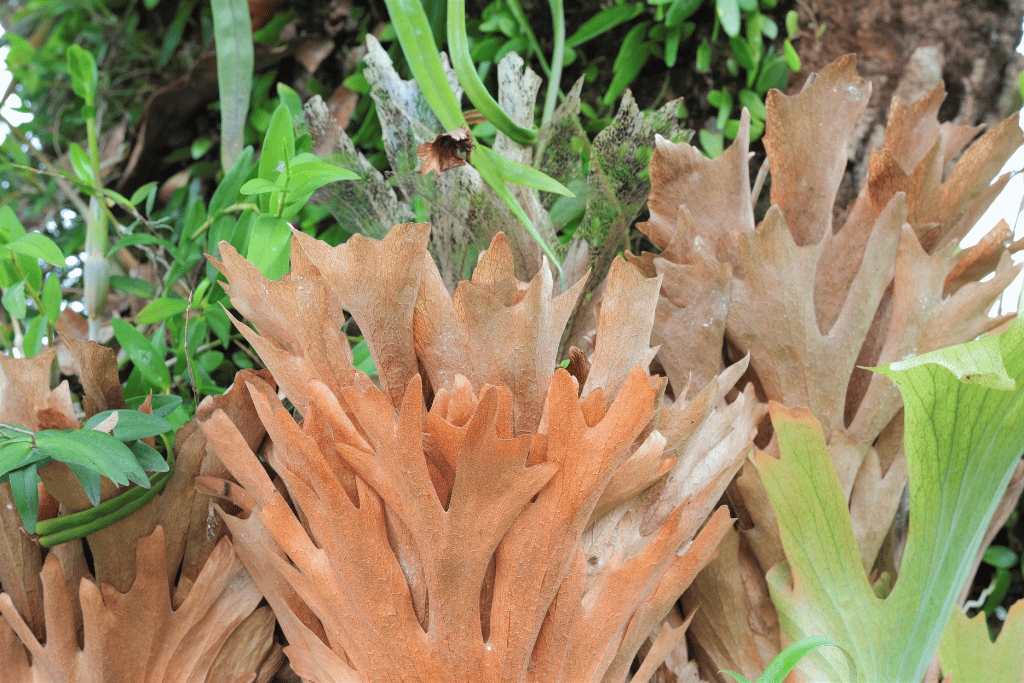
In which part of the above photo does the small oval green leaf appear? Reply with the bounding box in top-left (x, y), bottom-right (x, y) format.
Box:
top-left (135, 297), bottom-right (189, 325)
top-left (2, 280), bottom-right (26, 320)
top-left (717, 0), bottom-right (741, 37)
top-left (565, 3), bottom-right (645, 47)
top-left (8, 232), bottom-right (66, 267)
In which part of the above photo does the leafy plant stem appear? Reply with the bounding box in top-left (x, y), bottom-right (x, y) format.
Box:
top-left (382, 0), bottom-right (466, 131)
top-left (471, 145), bottom-right (564, 288)
top-left (34, 450), bottom-right (175, 547)
top-left (446, 0), bottom-right (538, 145)
top-left (0, 110), bottom-right (90, 217)
top-left (190, 202), bottom-right (261, 239)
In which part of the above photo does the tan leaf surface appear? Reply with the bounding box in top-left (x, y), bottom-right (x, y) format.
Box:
top-left (294, 223), bottom-right (429, 407)
top-left (207, 204), bottom-right (758, 681)
top-left (725, 199), bottom-right (902, 437)
top-left (414, 232), bottom-right (586, 433)
top-left (0, 483), bottom-right (44, 640)
top-left (582, 257), bottom-right (660, 402)
top-left (0, 526), bottom-right (267, 683)
top-left (640, 112), bottom-right (754, 259)
top-left (683, 525), bottom-right (780, 683)
top-left (763, 55), bottom-right (871, 246)
top-left (0, 349), bottom-right (76, 431)
top-left (55, 318), bottom-right (126, 417)
top-left (212, 240), bottom-right (354, 416)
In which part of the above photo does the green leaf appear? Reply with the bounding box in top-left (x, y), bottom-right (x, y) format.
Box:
top-left (446, 0), bottom-right (537, 145)
top-left (699, 129), bottom-right (724, 157)
top-left (760, 636), bottom-right (856, 683)
top-left (565, 3), bottom-right (645, 47)
top-left (190, 137), bottom-right (213, 160)
top-left (135, 297), bottom-right (189, 325)
top-left (34, 429), bottom-right (148, 488)
top-left (783, 38), bottom-right (801, 71)
top-left (738, 88), bottom-right (767, 121)
top-left (212, 0), bottom-right (255, 173)
top-left (128, 182), bottom-right (158, 210)
top-left (983, 545), bottom-right (1018, 569)
top-left (981, 568), bottom-right (1012, 615)
top-left (2, 280), bottom-right (26, 319)
top-left (717, 0), bottom-right (741, 37)
top-left (755, 54), bottom-right (790, 93)
top-left (284, 158), bottom-right (359, 195)
top-left (111, 318), bottom-right (171, 390)
top-left (240, 178), bottom-right (280, 195)
top-left (474, 146), bottom-right (573, 197)
top-left (209, 146), bottom-right (255, 216)
top-left (381, 0), bottom-right (465, 132)
top-left (246, 214), bottom-right (292, 280)
top-left (205, 305), bottom-right (232, 348)
top-left (125, 394), bottom-right (183, 418)
top-left (109, 275), bottom-right (156, 299)
top-left (8, 462), bottom-right (41, 532)
top-left (759, 304), bottom-right (1024, 682)
top-left (157, 0), bottom-right (194, 66)
top-left (41, 273), bottom-right (62, 324)
top-left (258, 102), bottom-right (295, 190)
top-left (663, 24), bottom-right (683, 67)
top-left (64, 462), bottom-right (102, 507)
top-left (69, 142), bottom-right (95, 185)
top-left (351, 338), bottom-right (377, 376)
top-left (729, 36), bottom-right (757, 71)
top-left (66, 44), bottom-right (98, 106)
top-left (0, 205), bottom-right (27, 245)
top-left (0, 440), bottom-right (41, 479)
top-left (106, 233), bottom-right (163, 256)
top-left (277, 82), bottom-right (304, 119)
top-left (603, 22), bottom-right (651, 106)
top-left (938, 599), bottom-right (1024, 683)
top-left (83, 409), bottom-right (174, 442)
top-left (8, 232), bottom-right (66, 267)
top-left (199, 350), bottom-right (224, 372)
top-left (719, 672), bottom-right (751, 683)
top-left (696, 39), bottom-right (711, 72)
top-left (666, 0), bottom-right (702, 26)
top-left (23, 316), bottom-right (45, 357)
top-left (130, 440), bottom-right (170, 473)
top-left (785, 9), bottom-right (799, 37)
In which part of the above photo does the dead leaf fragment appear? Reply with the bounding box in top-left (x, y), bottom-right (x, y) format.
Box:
top-left (417, 127), bottom-right (474, 176)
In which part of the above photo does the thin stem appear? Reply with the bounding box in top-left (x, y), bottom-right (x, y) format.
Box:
top-left (447, 0), bottom-right (537, 145)
top-left (505, 0), bottom-right (550, 76)
top-left (541, 0), bottom-right (565, 128)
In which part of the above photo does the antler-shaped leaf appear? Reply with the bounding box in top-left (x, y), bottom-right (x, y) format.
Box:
top-left (0, 527), bottom-right (273, 682)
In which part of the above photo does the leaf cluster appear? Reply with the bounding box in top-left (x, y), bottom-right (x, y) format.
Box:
top-left (0, 397), bottom-right (178, 536)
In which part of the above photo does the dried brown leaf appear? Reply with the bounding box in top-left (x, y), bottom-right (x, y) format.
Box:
top-left (0, 527), bottom-right (267, 682)
top-left (639, 112), bottom-right (755, 259)
top-left (294, 223), bottom-right (429, 407)
top-left (763, 55), bottom-right (871, 246)
top-left (414, 232), bottom-right (586, 434)
top-left (0, 483), bottom-right (43, 641)
top-left (581, 257), bottom-right (660, 403)
top-left (417, 127), bottom-right (474, 176)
